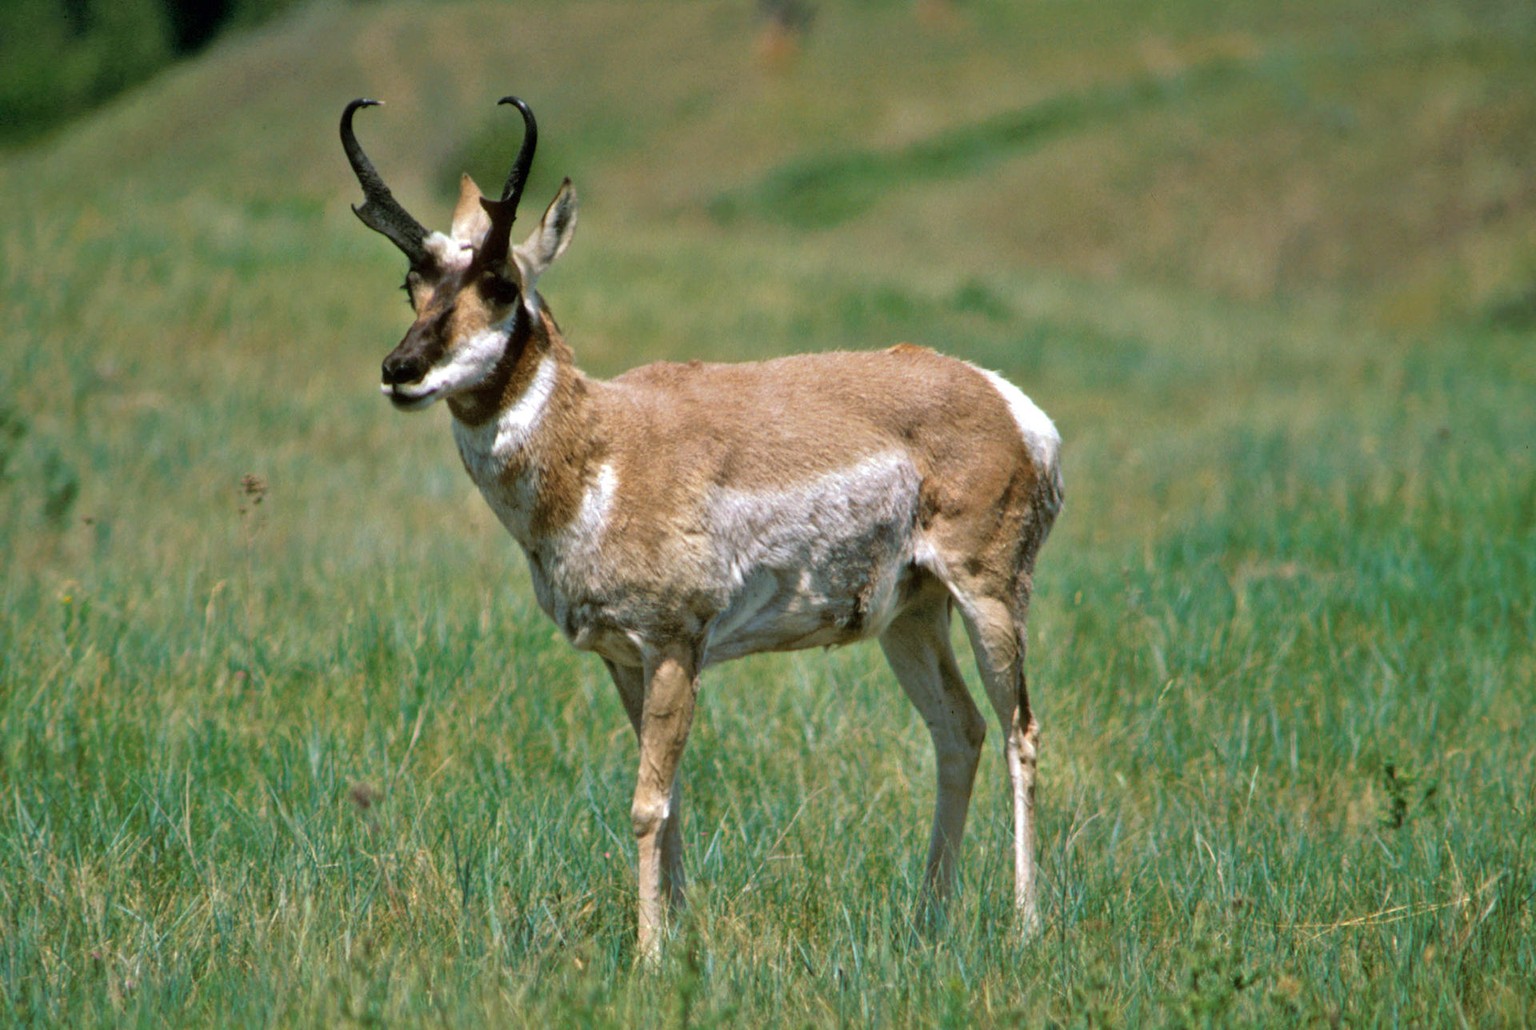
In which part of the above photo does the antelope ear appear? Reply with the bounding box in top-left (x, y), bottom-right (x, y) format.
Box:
top-left (450, 173), bottom-right (491, 245)
top-left (514, 179), bottom-right (578, 286)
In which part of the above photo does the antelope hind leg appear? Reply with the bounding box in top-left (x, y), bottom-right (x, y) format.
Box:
top-left (878, 582), bottom-right (987, 930)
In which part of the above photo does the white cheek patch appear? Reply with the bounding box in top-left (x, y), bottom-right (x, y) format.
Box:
top-left (402, 323), bottom-right (511, 400)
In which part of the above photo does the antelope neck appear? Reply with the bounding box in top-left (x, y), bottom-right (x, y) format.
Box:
top-left (446, 304), bottom-right (550, 428)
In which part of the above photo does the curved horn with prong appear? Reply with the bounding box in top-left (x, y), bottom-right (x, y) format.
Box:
top-left (341, 99), bottom-right (431, 268)
top-left (475, 96), bottom-right (538, 271)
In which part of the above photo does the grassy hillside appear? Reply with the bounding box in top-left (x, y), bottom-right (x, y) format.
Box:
top-left (2, 0), bottom-right (1533, 1024)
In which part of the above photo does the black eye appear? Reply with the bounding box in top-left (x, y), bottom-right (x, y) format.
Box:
top-left (482, 275), bottom-right (520, 306)
top-left (401, 271), bottom-right (426, 308)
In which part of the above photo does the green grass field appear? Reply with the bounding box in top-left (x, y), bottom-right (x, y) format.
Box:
top-left (2, 0), bottom-right (1534, 1024)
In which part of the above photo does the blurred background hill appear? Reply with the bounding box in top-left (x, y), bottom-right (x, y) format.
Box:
top-left (3, 0), bottom-right (1533, 327)
top-left (0, 0), bottom-right (304, 147)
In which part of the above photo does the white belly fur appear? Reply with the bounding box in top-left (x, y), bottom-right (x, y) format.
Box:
top-left (698, 451), bottom-right (922, 666)
top-left (517, 450), bottom-right (926, 668)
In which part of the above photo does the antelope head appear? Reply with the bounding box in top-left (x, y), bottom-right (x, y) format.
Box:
top-left (341, 96), bottom-right (578, 412)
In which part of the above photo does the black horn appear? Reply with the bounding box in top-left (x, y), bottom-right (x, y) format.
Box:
top-left (341, 98), bottom-right (431, 268)
top-left (495, 96), bottom-right (538, 210)
top-left (476, 96), bottom-right (538, 271)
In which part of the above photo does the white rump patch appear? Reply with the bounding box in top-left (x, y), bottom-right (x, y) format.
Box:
top-left (968, 364), bottom-right (1061, 474)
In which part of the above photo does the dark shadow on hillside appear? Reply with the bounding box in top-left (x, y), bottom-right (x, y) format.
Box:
top-left (708, 57), bottom-right (1253, 230)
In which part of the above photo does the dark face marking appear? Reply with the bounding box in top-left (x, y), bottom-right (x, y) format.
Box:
top-left (382, 304), bottom-right (453, 386)
top-left (379, 251), bottom-right (528, 397)
top-left (382, 265), bottom-right (458, 386)
top-left (477, 268), bottom-right (522, 308)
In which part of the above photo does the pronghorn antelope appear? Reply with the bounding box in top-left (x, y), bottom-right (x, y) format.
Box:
top-left (341, 95), bottom-right (1063, 959)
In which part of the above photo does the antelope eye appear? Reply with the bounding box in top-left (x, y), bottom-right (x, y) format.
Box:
top-left (482, 275), bottom-right (520, 306)
top-left (401, 271), bottom-right (427, 308)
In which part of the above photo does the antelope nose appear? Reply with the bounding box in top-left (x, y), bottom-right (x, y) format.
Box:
top-left (381, 351), bottom-right (425, 386)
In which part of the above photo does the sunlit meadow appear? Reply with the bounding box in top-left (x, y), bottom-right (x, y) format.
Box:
top-left (2, 1), bottom-right (1533, 1024)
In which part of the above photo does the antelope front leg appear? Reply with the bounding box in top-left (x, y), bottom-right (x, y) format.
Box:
top-left (631, 647), bottom-right (700, 963)
top-left (604, 659), bottom-right (687, 910)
